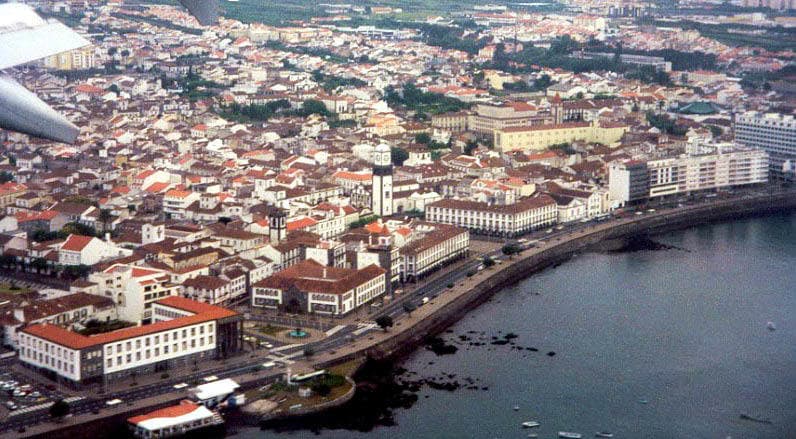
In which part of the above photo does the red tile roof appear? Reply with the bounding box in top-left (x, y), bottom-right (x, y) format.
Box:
top-left (128, 400), bottom-right (203, 425)
top-left (60, 235), bottom-right (95, 252)
top-left (22, 297), bottom-right (238, 350)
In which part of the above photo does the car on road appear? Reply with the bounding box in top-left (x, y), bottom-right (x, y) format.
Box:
top-left (105, 399), bottom-right (122, 406)
top-left (203, 375), bottom-right (218, 382)
top-left (173, 383), bottom-right (188, 390)
top-left (422, 297), bottom-right (430, 305)
top-left (262, 362), bottom-right (276, 369)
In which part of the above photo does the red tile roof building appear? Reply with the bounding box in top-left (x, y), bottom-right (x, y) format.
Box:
top-left (252, 259), bottom-right (385, 315)
top-left (18, 297), bottom-right (242, 385)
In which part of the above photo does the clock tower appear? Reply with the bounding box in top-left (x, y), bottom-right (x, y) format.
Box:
top-left (371, 143), bottom-right (393, 217)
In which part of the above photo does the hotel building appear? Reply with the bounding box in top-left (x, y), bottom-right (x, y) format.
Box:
top-left (734, 111), bottom-right (796, 180)
top-left (609, 143), bottom-right (769, 205)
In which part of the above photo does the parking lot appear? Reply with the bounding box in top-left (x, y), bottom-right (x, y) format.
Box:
top-left (0, 371), bottom-right (65, 419)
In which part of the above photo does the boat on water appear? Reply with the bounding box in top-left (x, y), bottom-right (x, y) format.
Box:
top-left (128, 400), bottom-right (225, 438)
top-left (767, 321), bottom-right (776, 331)
top-left (522, 421), bottom-right (541, 428)
top-left (559, 432), bottom-right (583, 439)
top-left (595, 432), bottom-right (614, 438)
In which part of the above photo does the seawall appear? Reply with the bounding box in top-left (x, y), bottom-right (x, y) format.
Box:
top-left (315, 191), bottom-right (796, 368)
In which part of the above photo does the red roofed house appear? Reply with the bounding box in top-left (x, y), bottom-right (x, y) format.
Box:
top-left (18, 296), bottom-right (242, 386)
top-left (128, 400), bottom-right (223, 438)
top-left (58, 234), bottom-right (133, 266)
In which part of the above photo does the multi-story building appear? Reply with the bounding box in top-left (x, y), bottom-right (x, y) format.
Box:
top-left (251, 259), bottom-right (386, 315)
top-left (163, 190), bottom-right (201, 220)
top-left (608, 161), bottom-right (650, 206)
top-left (399, 222), bottom-right (469, 282)
top-left (18, 297), bottom-right (242, 386)
top-left (431, 111), bottom-right (469, 132)
top-left (425, 196), bottom-right (557, 237)
top-left (89, 264), bottom-right (182, 324)
top-left (609, 143), bottom-right (769, 205)
top-left (468, 102), bottom-right (553, 136)
top-left (42, 47), bottom-right (96, 70)
top-left (0, 182), bottom-right (27, 209)
top-left (494, 121), bottom-right (628, 152)
top-left (735, 112), bottom-right (796, 180)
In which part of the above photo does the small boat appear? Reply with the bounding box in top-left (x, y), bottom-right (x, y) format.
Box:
top-left (522, 421), bottom-right (540, 428)
top-left (559, 433), bottom-right (583, 439)
top-left (513, 405), bottom-right (520, 411)
top-left (638, 398), bottom-right (649, 404)
top-left (766, 321), bottom-right (776, 331)
top-left (595, 433), bottom-right (614, 438)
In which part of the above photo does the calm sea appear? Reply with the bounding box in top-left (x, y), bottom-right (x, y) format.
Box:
top-left (237, 213), bottom-right (796, 439)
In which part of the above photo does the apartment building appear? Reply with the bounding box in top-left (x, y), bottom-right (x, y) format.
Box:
top-left (163, 190), bottom-right (201, 220)
top-left (18, 297), bottom-right (242, 386)
top-left (609, 143), bottom-right (769, 205)
top-left (425, 196), bottom-right (557, 237)
top-left (735, 111), bottom-right (796, 180)
top-left (89, 264), bottom-right (182, 323)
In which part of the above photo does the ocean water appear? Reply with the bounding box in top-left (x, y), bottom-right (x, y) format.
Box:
top-left (239, 213), bottom-right (796, 439)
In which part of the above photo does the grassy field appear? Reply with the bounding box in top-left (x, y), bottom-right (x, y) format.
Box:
top-left (0, 283), bottom-right (32, 295)
top-left (142, 1), bottom-right (562, 26)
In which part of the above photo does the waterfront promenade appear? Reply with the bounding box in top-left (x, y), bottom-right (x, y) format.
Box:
top-left (13, 189), bottom-right (796, 438)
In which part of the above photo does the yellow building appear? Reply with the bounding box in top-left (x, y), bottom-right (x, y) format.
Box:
top-left (494, 121), bottom-right (628, 152)
top-left (43, 47), bottom-right (95, 71)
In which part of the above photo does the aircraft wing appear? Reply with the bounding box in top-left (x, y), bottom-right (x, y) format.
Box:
top-left (179, 0), bottom-right (220, 26)
top-left (0, 74), bottom-right (80, 144)
top-left (0, 3), bottom-right (89, 144)
top-left (0, 4), bottom-right (91, 70)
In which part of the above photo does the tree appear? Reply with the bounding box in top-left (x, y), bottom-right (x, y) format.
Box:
top-left (311, 382), bottom-right (331, 396)
top-left (482, 257), bottom-right (495, 268)
top-left (375, 315), bottom-right (394, 332)
top-left (403, 302), bottom-right (416, 316)
top-left (0, 171), bottom-right (14, 183)
top-left (414, 132), bottom-right (431, 145)
top-left (300, 99), bottom-right (331, 117)
top-left (391, 147), bottom-right (408, 166)
top-left (463, 141), bottom-right (478, 156)
top-left (303, 347), bottom-right (315, 357)
top-left (502, 244), bottom-right (521, 257)
top-left (49, 399), bottom-right (70, 421)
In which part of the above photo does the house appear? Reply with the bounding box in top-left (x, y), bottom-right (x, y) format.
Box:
top-left (58, 234), bottom-right (133, 266)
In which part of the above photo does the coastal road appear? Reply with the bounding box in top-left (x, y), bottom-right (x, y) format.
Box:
top-left (4, 187), bottom-right (793, 435)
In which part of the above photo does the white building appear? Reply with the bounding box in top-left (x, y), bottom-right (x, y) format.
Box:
top-left (425, 196), bottom-right (558, 237)
top-left (371, 143), bottom-right (393, 217)
top-left (18, 297), bottom-right (242, 385)
top-left (89, 264), bottom-right (182, 323)
top-left (58, 234), bottom-right (133, 266)
top-left (609, 143), bottom-right (769, 205)
top-left (735, 112), bottom-right (796, 180)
